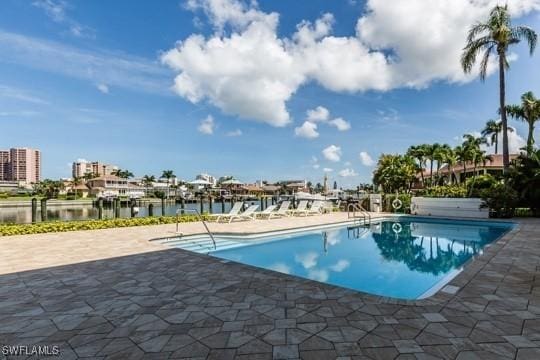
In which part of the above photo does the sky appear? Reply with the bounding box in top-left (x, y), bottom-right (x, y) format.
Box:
top-left (1, 0), bottom-right (540, 187)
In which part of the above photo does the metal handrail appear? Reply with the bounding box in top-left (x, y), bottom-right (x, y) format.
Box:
top-left (175, 209), bottom-right (216, 250)
top-left (347, 203), bottom-right (371, 225)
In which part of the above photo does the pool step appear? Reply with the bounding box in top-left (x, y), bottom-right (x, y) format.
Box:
top-left (159, 236), bottom-right (242, 253)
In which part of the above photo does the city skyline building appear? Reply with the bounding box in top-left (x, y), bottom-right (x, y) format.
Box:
top-left (0, 148), bottom-right (41, 184)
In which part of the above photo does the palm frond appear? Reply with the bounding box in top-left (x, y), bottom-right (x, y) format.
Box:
top-left (467, 23), bottom-right (491, 43)
top-left (513, 26), bottom-right (538, 55)
top-left (461, 36), bottom-right (495, 74)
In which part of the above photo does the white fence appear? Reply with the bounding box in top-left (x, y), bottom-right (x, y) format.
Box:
top-left (411, 197), bottom-right (489, 219)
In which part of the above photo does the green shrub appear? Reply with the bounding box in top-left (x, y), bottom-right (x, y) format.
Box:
top-left (421, 185), bottom-right (467, 198)
top-left (0, 193), bottom-right (8, 199)
top-left (0, 214), bottom-right (208, 236)
top-left (383, 194), bottom-right (411, 213)
top-left (480, 183), bottom-right (519, 218)
top-left (465, 174), bottom-right (497, 197)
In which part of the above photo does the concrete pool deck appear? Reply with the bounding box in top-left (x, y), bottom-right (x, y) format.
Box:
top-left (0, 214), bottom-right (539, 359)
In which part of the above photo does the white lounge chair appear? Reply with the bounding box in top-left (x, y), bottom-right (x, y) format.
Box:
top-left (228, 204), bottom-right (259, 223)
top-left (306, 200), bottom-right (324, 215)
top-left (208, 201), bottom-right (243, 222)
top-left (256, 205), bottom-right (278, 219)
top-left (290, 200), bottom-right (309, 216)
top-left (268, 201), bottom-right (291, 219)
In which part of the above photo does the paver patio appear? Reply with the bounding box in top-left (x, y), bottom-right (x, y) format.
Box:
top-left (1, 214), bottom-right (539, 359)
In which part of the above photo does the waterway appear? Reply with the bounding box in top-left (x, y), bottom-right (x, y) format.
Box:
top-left (0, 201), bottom-right (243, 224)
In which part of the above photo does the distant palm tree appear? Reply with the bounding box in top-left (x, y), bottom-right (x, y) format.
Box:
top-left (461, 4), bottom-right (537, 172)
top-left (71, 176), bottom-right (82, 199)
top-left (481, 120), bottom-right (502, 154)
top-left (444, 148), bottom-right (459, 184)
top-left (161, 170), bottom-right (175, 198)
top-left (83, 172), bottom-right (96, 181)
top-left (454, 145), bottom-right (471, 182)
top-left (406, 145), bottom-right (428, 186)
top-left (506, 91), bottom-right (540, 156)
top-left (434, 144), bottom-right (451, 184)
top-left (425, 143), bottom-right (440, 184)
top-left (112, 169), bottom-right (134, 179)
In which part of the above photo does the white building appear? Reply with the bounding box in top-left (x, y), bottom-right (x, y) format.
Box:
top-left (196, 173), bottom-right (217, 187)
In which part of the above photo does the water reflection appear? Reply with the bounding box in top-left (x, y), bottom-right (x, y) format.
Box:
top-left (0, 202), bottom-right (234, 224)
top-left (371, 221), bottom-right (490, 276)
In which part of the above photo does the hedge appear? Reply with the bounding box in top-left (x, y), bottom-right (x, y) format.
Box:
top-left (0, 215), bottom-right (208, 236)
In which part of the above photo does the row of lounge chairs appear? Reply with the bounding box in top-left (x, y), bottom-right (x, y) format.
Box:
top-left (208, 200), bottom-right (327, 223)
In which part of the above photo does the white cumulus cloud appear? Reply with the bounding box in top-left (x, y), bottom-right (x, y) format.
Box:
top-left (339, 168), bottom-right (358, 177)
top-left (162, 0), bottom-right (540, 126)
top-left (323, 167), bottom-right (333, 172)
top-left (359, 151), bottom-right (375, 166)
top-left (306, 106), bottom-right (330, 122)
top-left (295, 121), bottom-right (319, 139)
top-left (197, 115), bottom-right (215, 134)
top-left (329, 117), bottom-right (351, 131)
top-left (322, 145), bottom-right (342, 162)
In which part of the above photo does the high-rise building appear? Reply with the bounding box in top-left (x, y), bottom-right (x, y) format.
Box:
top-left (72, 160), bottom-right (118, 179)
top-left (0, 150), bottom-right (9, 181)
top-left (0, 148), bottom-right (41, 184)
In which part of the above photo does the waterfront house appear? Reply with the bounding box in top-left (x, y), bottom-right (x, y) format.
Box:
top-left (87, 175), bottom-right (145, 198)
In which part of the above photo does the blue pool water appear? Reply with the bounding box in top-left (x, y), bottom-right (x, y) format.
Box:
top-left (210, 218), bottom-right (513, 299)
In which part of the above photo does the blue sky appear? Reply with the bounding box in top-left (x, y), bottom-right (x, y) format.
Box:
top-left (1, 0), bottom-right (539, 187)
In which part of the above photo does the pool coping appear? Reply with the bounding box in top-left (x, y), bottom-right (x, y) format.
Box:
top-left (156, 213), bottom-right (520, 306)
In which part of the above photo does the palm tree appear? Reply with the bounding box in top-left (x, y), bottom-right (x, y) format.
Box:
top-left (83, 172), bottom-right (97, 181)
top-left (161, 170), bottom-right (175, 198)
top-left (454, 145), bottom-right (471, 183)
top-left (70, 176), bottom-right (82, 199)
top-left (406, 145), bottom-right (428, 186)
top-left (461, 4), bottom-right (537, 172)
top-left (481, 119), bottom-right (514, 155)
top-left (444, 148), bottom-right (459, 184)
top-left (112, 169), bottom-right (134, 179)
top-left (425, 144), bottom-right (440, 185)
top-left (434, 144), bottom-right (451, 184)
top-left (507, 91), bottom-right (540, 156)
top-left (142, 175), bottom-right (156, 196)
top-left (481, 120), bottom-right (500, 154)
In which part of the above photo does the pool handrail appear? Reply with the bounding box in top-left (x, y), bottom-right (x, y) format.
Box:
top-left (175, 208), bottom-right (216, 250)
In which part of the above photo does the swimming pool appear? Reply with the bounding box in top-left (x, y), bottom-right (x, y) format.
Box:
top-left (165, 217), bottom-right (514, 299)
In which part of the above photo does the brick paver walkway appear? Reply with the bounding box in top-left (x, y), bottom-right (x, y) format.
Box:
top-left (1, 217), bottom-right (539, 359)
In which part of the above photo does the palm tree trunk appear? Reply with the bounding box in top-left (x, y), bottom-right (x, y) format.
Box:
top-left (499, 52), bottom-right (509, 172)
top-left (420, 160), bottom-right (425, 186)
top-left (527, 122), bottom-right (534, 157)
top-left (430, 161), bottom-right (433, 185)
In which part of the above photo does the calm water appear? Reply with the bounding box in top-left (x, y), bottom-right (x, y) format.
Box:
top-left (0, 201), bottom-right (252, 224)
top-left (210, 218), bottom-right (513, 299)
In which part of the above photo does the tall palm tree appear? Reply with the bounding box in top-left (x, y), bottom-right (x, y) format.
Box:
top-left (461, 4), bottom-right (537, 172)
top-left (161, 170), bottom-right (175, 198)
top-left (506, 91), bottom-right (540, 156)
